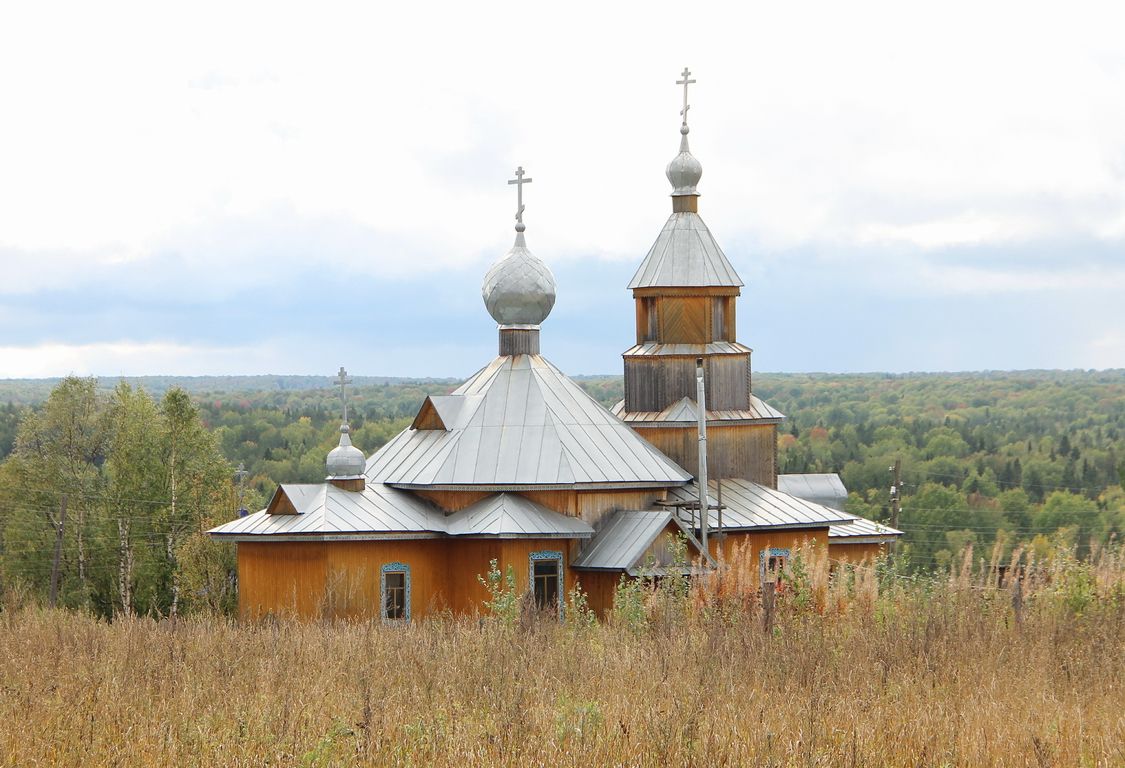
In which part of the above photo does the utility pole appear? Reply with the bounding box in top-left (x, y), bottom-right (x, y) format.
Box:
top-left (49, 494), bottom-right (68, 608)
top-left (889, 458), bottom-right (902, 554)
top-left (695, 358), bottom-right (710, 555)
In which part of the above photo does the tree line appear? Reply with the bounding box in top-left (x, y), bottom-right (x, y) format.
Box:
top-left (0, 370), bottom-right (1122, 614)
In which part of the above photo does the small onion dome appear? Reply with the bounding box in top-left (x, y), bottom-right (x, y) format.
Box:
top-left (481, 228), bottom-right (557, 326)
top-left (666, 125), bottom-right (702, 196)
top-left (326, 425), bottom-right (366, 478)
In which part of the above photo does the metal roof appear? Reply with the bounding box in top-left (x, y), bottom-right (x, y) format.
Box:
top-left (209, 485), bottom-right (598, 541)
top-left (778, 473), bottom-right (849, 511)
top-left (611, 394), bottom-right (785, 423)
top-left (573, 509), bottom-right (707, 571)
top-left (828, 516), bottom-right (902, 540)
top-left (445, 493), bottom-right (594, 538)
top-left (627, 212), bottom-right (743, 289)
top-left (367, 354), bottom-right (692, 489)
top-left (667, 479), bottom-right (855, 531)
top-left (208, 482), bottom-right (446, 538)
top-left (622, 341), bottom-right (750, 357)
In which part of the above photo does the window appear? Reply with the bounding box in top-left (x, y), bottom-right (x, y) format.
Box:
top-left (759, 547), bottom-right (790, 587)
top-left (530, 550), bottom-right (563, 617)
top-left (380, 562), bottom-right (411, 621)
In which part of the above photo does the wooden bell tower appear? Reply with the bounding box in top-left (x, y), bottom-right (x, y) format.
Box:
top-left (614, 69), bottom-right (783, 487)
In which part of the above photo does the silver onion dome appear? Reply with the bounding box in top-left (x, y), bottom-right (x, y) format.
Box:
top-left (326, 425), bottom-right (366, 478)
top-left (482, 228), bottom-right (557, 326)
top-left (666, 125), bottom-right (702, 195)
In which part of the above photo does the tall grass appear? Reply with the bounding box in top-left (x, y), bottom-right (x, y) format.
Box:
top-left (1, 547), bottom-right (1122, 767)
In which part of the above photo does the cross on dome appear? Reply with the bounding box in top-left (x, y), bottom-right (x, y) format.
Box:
top-left (677, 67), bottom-right (696, 126)
top-left (336, 366), bottom-right (352, 425)
top-left (507, 166), bottom-right (533, 232)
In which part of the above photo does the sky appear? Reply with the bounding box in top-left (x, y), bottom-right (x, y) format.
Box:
top-left (1, 0), bottom-right (1123, 379)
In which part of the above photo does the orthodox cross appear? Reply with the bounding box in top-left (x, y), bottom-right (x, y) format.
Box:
top-left (507, 166), bottom-right (533, 225)
top-left (336, 366), bottom-right (353, 425)
top-left (677, 67), bottom-right (696, 125)
top-left (234, 462), bottom-right (250, 515)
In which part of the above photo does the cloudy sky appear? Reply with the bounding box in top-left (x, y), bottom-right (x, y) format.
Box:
top-left (1, 0), bottom-right (1123, 379)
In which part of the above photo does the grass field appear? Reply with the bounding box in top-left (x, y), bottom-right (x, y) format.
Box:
top-left (1, 549), bottom-right (1122, 767)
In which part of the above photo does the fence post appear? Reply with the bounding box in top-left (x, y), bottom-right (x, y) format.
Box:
top-left (762, 581), bottom-right (776, 635)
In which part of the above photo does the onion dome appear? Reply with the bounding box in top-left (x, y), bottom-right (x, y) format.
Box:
top-left (481, 166), bottom-right (556, 327)
top-left (667, 124), bottom-right (702, 196)
top-left (482, 228), bottom-right (557, 326)
top-left (326, 424), bottom-right (366, 478)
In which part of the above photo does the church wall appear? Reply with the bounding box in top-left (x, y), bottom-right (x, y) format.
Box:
top-left (632, 422), bottom-right (777, 487)
top-left (574, 571), bottom-right (621, 618)
top-left (828, 541), bottom-right (887, 565)
top-left (411, 489), bottom-right (493, 513)
top-left (713, 527), bottom-right (829, 588)
top-left (238, 541), bottom-right (327, 620)
top-left (324, 539), bottom-right (450, 619)
top-left (447, 538), bottom-right (577, 616)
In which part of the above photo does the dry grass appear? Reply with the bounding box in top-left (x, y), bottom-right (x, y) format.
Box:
top-left (1, 552), bottom-right (1123, 767)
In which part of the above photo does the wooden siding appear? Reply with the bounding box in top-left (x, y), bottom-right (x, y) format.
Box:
top-left (623, 353), bottom-right (751, 412)
top-left (828, 541), bottom-right (886, 565)
top-left (411, 489), bottom-right (492, 513)
top-left (712, 527), bottom-right (829, 588)
top-left (632, 422), bottom-right (777, 486)
top-left (237, 537), bottom-right (578, 621)
top-left (238, 541), bottom-right (327, 619)
top-left (576, 571), bottom-right (621, 617)
top-left (659, 296), bottom-right (711, 344)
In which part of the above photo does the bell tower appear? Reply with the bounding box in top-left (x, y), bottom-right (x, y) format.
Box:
top-left (613, 69), bottom-right (784, 487)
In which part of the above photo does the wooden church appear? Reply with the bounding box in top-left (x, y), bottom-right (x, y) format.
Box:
top-left (209, 70), bottom-right (900, 620)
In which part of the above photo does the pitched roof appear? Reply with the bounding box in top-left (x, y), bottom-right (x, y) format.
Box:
top-left (208, 482), bottom-right (446, 538)
top-left (572, 509), bottom-right (709, 573)
top-left (778, 473), bottom-right (849, 511)
top-left (209, 486), bottom-right (597, 541)
top-left (666, 479), bottom-right (855, 531)
top-left (367, 354), bottom-right (692, 489)
top-left (828, 516), bottom-right (902, 541)
top-left (445, 493), bottom-right (594, 538)
top-left (628, 212), bottom-right (743, 289)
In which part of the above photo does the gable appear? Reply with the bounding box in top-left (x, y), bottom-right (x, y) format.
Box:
top-left (411, 397), bottom-right (447, 431)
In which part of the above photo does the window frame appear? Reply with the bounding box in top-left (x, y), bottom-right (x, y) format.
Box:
top-left (759, 547), bottom-right (791, 586)
top-left (529, 550), bottom-right (564, 619)
top-left (380, 561), bottom-right (411, 622)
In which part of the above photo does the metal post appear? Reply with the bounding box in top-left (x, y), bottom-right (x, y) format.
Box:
top-left (890, 458), bottom-right (902, 554)
top-left (695, 358), bottom-right (709, 555)
top-left (49, 494), bottom-right (68, 608)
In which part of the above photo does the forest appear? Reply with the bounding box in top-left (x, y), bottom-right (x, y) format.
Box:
top-left (0, 369), bottom-right (1122, 617)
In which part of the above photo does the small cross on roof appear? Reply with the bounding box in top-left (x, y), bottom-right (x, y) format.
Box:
top-left (336, 366), bottom-right (353, 425)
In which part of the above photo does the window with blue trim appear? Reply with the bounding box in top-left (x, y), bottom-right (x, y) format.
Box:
top-left (380, 562), bottom-right (411, 621)
top-left (759, 547), bottom-right (790, 586)
top-left (529, 550), bottom-right (563, 618)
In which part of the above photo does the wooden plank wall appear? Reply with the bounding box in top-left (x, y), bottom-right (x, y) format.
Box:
top-left (713, 528), bottom-right (829, 588)
top-left (574, 571), bottom-right (620, 617)
top-left (827, 541), bottom-right (886, 565)
top-left (239, 536), bottom-right (582, 621)
top-left (623, 353), bottom-right (751, 412)
top-left (238, 542), bottom-right (327, 620)
top-left (632, 423), bottom-right (777, 486)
